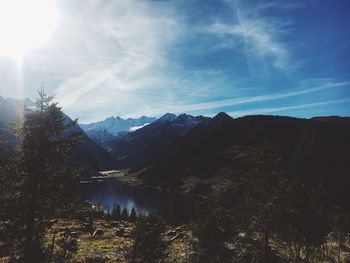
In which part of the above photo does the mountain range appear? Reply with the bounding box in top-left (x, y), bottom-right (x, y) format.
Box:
top-left (2, 95), bottom-right (350, 210)
top-left (139, 114), bottom-right (350, 207)
top-left (79, 115), bottom-right (156, 146)
top-left (82, 111), bottom-right (349, 211)
top-left (105, 113), bottom-right (210, 168)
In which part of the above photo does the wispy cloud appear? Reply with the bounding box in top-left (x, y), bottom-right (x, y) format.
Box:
top-left (258, 1), bottom-right (306, 11)
top-left (206, 21), bottom-right (288, 69)
top-left (52, 0), bottom-right (182, 117)
top-left (129, 80), bottom-right (349, 117)
top-left (1, 0), bottom-right (348, 122)
top-left (203, 0), bottom-right (294, 74)
top-left (227, 98), bottom-right (350, 117)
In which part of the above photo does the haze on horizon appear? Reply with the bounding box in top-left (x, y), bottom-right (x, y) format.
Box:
top-left (0, 0), bottom-right (349, 123)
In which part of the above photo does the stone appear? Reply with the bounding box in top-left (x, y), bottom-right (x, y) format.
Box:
top-left (115, 228), bottom-right (125, 237)
top-left (80, 223), bottom-right (94, 233)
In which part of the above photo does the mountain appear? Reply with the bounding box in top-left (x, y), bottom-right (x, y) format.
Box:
top-left (0, 96), bottom-right (20, 127)
top-left (79, 116), bottom-right (157, 145)
top-left (127, 114), bottom-right (350, 208)
top-left (106, 113), bottom-right (210, 168)
top-left (65, 117), bottom-right (118, 171)
top-left (0, 97), bottom-right (117, 171)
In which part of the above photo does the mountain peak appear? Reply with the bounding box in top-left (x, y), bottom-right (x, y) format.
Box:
top-left (209, 112), bottom-right (233, 126)
top-left (158, 113), bottom-right (177, 122)
top-left (80, 115), bottom-right (157, 136)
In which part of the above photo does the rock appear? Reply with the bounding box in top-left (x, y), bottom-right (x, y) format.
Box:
top-left (80, 223), bottom-right (94, 233)
top-left (92, 229), bottom-right (103, 236)
top-left (119, 220), bottom-right (128, 227)
top-left (115, 228), bottom-right (125, 237)
top-left (103, 223), bottom-right (112, 228)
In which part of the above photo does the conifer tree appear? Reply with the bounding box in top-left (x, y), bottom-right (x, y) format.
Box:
top-left (8, 88), bottom-right (80, 262)
top-left (130, 213), bottom-right (167, 262)
top-left (129, 207), bottom-right (138, 222)
top-left (121, 208), bottom-right (129, 221)
top-left (112, 204), bottom-right (121, 220)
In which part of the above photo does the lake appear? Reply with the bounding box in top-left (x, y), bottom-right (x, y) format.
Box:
top-left (77, 178), bottom-right (194, 224)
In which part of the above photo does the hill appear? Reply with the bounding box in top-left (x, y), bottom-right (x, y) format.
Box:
top-left (126, 114), bottom-right (350, 208)
top-left (106, 113), bottom-right (210, 169)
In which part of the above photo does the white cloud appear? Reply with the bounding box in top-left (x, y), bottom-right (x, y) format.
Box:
top-left (204, 0), bottom-right (293, 73)
top-left (128, 80), bottom-right (349, 117)
top-left (258, 1), bottom-right (306, 10)
top-left (207, 21), bottom-right (288, 69)
top-left (129, 123), bottom-right (150, 132)
top-left (49, 0), bottom-right (182, 119)
top-left (227, 98), bottom-right (350, 117)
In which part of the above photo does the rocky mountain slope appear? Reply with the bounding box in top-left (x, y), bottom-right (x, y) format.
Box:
top-left (79, 116), bottom-right (157, 146)
top-left (106, 113), bottom-right (210, 169)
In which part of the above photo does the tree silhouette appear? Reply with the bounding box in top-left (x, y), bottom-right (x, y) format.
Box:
top-left (5, 88), bottom-right (80, 262)
top-left (129, 207), bottom-right (138, 222)
top-left (112, 204), bottom-right (121, 220)
top-left (121, 208), bottom-right (129, 221)
top-left (130, 213), bottom-right (167, 262)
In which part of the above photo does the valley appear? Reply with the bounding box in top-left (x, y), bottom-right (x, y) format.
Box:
top-left (1, 96), bottom-right (350, 262)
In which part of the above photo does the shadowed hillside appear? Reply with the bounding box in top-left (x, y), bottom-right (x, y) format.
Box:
top-left (126, 114), bottom-right (350, 208)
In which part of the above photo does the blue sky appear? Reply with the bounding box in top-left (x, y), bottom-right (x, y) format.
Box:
top-left (0, 0), bottom-right (349, 123)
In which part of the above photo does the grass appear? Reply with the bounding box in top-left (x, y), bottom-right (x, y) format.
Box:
top-left (100, 170), bottom-right (143, 187)
top-left (44, 219), bottom-right (194, 263)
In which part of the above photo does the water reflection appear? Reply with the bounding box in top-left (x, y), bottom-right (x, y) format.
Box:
top-left (77, 178), bottom-right (194, 224)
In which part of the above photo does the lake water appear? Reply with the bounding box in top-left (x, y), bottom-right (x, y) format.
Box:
top-left (77, 178), bottom-right (194, 224)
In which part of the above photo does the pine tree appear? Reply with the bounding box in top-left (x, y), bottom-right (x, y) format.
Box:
top-left (130, 213), bottom-right (167, 262)
top-left (191, 213), bottom-right (232, 263)
top-left (8, 88), bottom-right (80, 262)
top-left (121, 208), bottom-right (129, 221)
top-left (129, 207), bottom-right (138, 222)
top-left (112, 204), bottom-right (121, 220)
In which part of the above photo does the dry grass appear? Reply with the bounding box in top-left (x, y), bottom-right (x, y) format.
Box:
top-left (44, 219), bottom-right (194, 263)
top-left (45, 219), bottom-right (135, 263)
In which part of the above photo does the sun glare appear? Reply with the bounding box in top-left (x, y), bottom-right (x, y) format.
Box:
top-left (0, 0), bottom-right (58, 64)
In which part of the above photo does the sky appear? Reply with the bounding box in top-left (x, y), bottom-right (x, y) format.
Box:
top-left (0, 0), bottom-right (350, 123)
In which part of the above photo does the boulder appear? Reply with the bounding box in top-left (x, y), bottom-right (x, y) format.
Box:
top-left (115, 228), bottom-right (125, 237)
